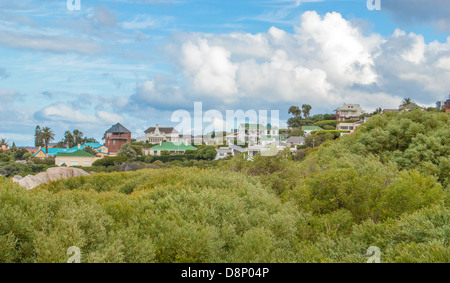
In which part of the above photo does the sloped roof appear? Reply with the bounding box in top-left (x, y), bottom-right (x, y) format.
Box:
top-left (105, 123), bottom-right (131, 134)
top-left (32, 147), bottom-right (76, 157)
top-left (56, 150), bottom-right (97, 157)
top-left (145, 126), bottom-right (179, 134)
top-left (151, 142), bottom-right (197, 151)
top-left (286, 136), bottom-right (305, 143)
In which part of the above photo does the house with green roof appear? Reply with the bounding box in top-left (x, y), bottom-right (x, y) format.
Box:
top-left (302, 126), bottom-right (324, 136)
top-left (32, 142), bottom-right (109, 158)
top-left (55, 150), bottom-right (100, 167)
top-left (148, 142), bottom-right (197, 156)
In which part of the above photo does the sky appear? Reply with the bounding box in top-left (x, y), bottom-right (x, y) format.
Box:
top-left (0, 0), bottom-right (449, 146)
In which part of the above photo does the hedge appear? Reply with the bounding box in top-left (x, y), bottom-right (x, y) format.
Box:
top-left (310, 130), bottom-right (351, 138)
top-left (92, 156), bottom-right (128, 167)
top-left (138, 154), bottom-right (197, 164)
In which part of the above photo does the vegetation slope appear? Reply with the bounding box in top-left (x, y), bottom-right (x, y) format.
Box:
top-left (0, 110), bottom-right (449, 263)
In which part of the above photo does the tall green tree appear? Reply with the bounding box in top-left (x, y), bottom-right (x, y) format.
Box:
top-left (118, 143), bottom-right (137, 160)
top-left (302, 104), bottom-right (312, 118)
top-left (288, 106), bottom-right (301, 117)
top-left (73, 129), bottom-right (84, 145)
top-left (64, 131), bottom-right (75, 148)
top-left (41, 127), bottom-right (55, 154)
top-left (34, 125), bottom-right (44, 148)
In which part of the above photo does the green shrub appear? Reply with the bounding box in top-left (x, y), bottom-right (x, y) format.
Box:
top-left (92, 156), bottom-right (128, 167)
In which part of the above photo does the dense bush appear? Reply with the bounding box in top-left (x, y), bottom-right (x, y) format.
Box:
top-left (29, 157), bottom-right (56, 165)
top-left (92, 156), bottom-right (128, 167)
top-left (0, 169), bottom-right (299, 263)
top-left (142, 154), bottom-right (196, 163)
top-left (0, 162), bottom-right (54, 177)
top-left (1, 110), bottom-right (448, 263)
top-left (195, 146), bottom-right (217, 161)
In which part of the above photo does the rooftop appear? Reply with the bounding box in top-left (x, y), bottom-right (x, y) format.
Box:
top-left (105, 123), bottom-right (131, 134)
top-left (151, 142), bottom-right (197, 151)
top-left (56, 150), bottom-right (97, 158)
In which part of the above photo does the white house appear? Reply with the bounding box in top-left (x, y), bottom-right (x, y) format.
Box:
top-left (335, 104), bottom-right (365, 121)
top-left (286, 136), bottom-right (305, 147)
top-left (236, 123), bottom-right (279, 145)
top-left (137, 124), bottom-right (180, 143)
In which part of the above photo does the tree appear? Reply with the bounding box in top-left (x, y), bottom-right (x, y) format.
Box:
top-left (302, 104), bottom-right (312, 119)
top-left (400, 98), bottom-right (414, 107)
top-left (195, 146), bottom-right (217, 161)
top-left (53, 141), bottom-right (66, 148)
top-left (83, 146), bottom-right (97, 156)
top-left (41, 127), bottom-right (55, 154)
top-left (64, 131), bottom-right (75, 148)
top-left (288, 106), bottom-right (301, 117)
top-left (34, 125), bottom-right (44, 148)
top-left (0, 138), bottom-right (8, 147)
top-left (287, 116), bottom-right (303, 128)
top-left (83, 137), bottom-right (98, 144)
top-left (118, 143), bottom-right (137, 160)
top-left (289, 127), bottom-right (305, 137)
top-left (372, 107), bottom-right (383, 115)
top-left (73, 129), bottom-right (84, 145)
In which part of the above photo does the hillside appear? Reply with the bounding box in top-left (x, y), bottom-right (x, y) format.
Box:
top-left (0, 110), bottom-right (449, 263)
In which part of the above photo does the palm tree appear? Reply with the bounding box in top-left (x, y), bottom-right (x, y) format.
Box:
top-left (302, 104), bottom-right (312, 118)
top-left (41, 127), bottom-right (55, 154)
top-left (288, 106), bottom-right (301, 117)
top-left (373, 107), bottom-right (383, 115)
top-left (400, 98), bottom-right (414, 107)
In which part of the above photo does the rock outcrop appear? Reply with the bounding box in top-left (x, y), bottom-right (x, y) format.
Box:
top-left (13, 167), bottom-right (89, 190)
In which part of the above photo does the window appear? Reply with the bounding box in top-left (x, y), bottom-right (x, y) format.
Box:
top-left (60, 161), bottom-right (66, 166)
top-left (71, 161), bottom-right (79, 166)
top-left (83, 161), bottom-right (90, 166)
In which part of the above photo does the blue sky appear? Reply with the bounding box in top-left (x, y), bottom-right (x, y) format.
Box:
top-left (0, 0), bottom-right (449, 145)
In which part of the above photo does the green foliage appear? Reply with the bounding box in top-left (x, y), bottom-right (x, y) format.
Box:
top-left (131, 144), bottom-right (143, 156)
top-left (118, 143), bottom-right (137, 160)
top-left (0, 169), bottom-right (299, 263)
top-left (83, 146), bottom-right (97, 156)
top-left (29, 157), bottom-right (56, 165)
top-left (313, 120), bottom-right (340, 128)
top-left (92, 156), bottom-right (128, 167)
top-left (289, 127), bottom-right (305, 137)
top-left (1, 110), bottom-right (448, 263)
top-left (195, 146), bottom-right (217, 161)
